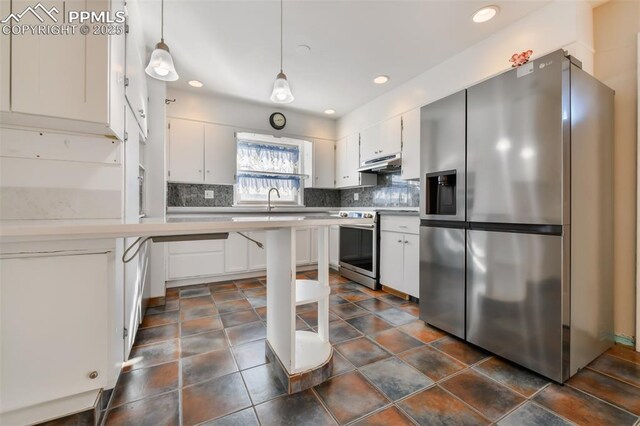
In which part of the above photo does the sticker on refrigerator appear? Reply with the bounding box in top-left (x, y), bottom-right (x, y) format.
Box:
top-left (517, 61), bottom-right (534, 78)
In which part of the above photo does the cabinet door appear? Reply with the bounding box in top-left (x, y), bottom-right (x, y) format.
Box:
top-left (313, 140), bottom-right (335, 188)
top-left (225, 233), bottom-right (249, 273)
top-left (248, 231), bottom-right (267, 270)
top-left (381, 115), bottom-right (402, 156)
top-left (310, 227), bottom-right (318, 263)
top-left (168, 252), bottom-right (225, 279)
top-left (360, 124), bottom-right (380, 163)
top-left (296, 228), bottom-right (311, 265)
top-left (401, 109), bottom-right (420, 180)
top-left (335, 137), bottom-right (347, 188)
top-left (125, 0), bottom-right (148, 136)
top-left (204, 123), bottom-right (236, 185)
top-left (1, 253), bottom-right (108, 411)
top-left (11, 0), bottom-right (109, 123)
top-left (329, 226), bottom-right (340, 267)
top-left (168, 119), bottom-right (204, 182)
top-left (402, 234), bottom-right (419, 297)
top-left (379, 231), bottom-right (405, 291)
top-left (344, 133), bottom-right (361, 187)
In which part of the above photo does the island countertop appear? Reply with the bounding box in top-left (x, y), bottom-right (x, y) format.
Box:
top-left (0, 214), bottom-right (374, 242)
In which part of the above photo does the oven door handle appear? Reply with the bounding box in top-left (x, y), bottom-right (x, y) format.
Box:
top-left (340, 224), bottom-right (376, 230)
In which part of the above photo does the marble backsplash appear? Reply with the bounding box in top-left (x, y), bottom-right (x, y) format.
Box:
top-left (167, 172), bottom-right (419, 208)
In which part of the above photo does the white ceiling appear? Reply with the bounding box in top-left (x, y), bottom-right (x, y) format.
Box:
top-left (139, 0), bottom-right (552, 118)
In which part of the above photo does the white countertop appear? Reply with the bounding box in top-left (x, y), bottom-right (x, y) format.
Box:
top-left (166, 206), bottom-right (419, 214)
top-left (0, 214), bottom-right (374, 242)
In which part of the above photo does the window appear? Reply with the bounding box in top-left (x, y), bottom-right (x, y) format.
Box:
top-left (234, 133), bottom-right (312, 206)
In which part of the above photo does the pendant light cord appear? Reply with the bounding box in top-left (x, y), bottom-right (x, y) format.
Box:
top-left (161, 0), bottom-right (164, 41)
top-left (280, 0), bottom-right (283, 73)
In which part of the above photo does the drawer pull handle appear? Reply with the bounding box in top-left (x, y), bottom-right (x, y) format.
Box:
top-left (89, 371), bottom-right (98, 379)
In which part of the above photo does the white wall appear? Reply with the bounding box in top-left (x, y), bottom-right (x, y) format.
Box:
top-left (593, 0), bottom-right (639, 342)
top-left (166, 89), bottom-right (337, 142)
top-left (337, 0), bottom-right (594, 138)
top-left (0, 127), bottom-right (123, 220)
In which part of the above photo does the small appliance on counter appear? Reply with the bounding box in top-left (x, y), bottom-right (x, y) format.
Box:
top-left (338, 210), bottom-right (379, 289)
top-left (419, 49), bottom-right (614, 383)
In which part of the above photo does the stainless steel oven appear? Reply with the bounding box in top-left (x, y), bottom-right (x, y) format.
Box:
top-left (338, 211), bottom-right (378, 289)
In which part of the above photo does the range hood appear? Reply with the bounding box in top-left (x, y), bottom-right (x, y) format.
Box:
top-left (357, 152), bottom-right (402, 173)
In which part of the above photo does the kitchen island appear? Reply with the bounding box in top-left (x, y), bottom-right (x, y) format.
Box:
top-left (0, 213), bottom-right (373, 424)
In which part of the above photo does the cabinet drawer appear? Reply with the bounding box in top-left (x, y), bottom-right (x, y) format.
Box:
top-left (168, 252), bottom-right (225, 279)
top-left (380, 215), bottom-right (419, 235)
top-left (168, 240), bottom-right (225, 254)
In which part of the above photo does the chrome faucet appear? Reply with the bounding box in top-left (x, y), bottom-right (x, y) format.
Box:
top-left (267, 187), bottom-right (281, 212)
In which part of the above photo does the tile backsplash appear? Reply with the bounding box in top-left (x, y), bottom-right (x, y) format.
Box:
top-left (340, 173), bottom-right (420, 208)
top-left (167, 172), bottom-right (419, 208)
top-left (167, 183), bottom-right (234, 207)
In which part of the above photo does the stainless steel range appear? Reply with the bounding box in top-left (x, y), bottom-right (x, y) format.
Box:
top-left (337, 211), bottom-right (378, 289)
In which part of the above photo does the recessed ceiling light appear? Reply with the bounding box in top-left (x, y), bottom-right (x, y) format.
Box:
top-left (373, 75), bottom-right (389, 84)
top-left (324, 109), bottom-right (336, 115)
top-left (188, 80), bottom-right (203, 88)
top-left (472, 5), bottom-right (499, 23)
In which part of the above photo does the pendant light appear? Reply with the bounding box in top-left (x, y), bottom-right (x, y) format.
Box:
top-left (270, 0), bottom-right (294, 103)
top-left (145, 0), bottom-right (179, 81)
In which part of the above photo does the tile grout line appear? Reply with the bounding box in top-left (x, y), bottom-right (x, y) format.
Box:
top-left (564, 381), bottom-right (640, 420)
top-left (584, 364), bottom-right (640, 390)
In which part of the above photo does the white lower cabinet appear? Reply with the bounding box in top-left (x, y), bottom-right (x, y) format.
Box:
top-left (248, 231), bottom-right (267, 270)
top-left (0, 251), bottom-right (109, 414)
top-left (296, 229), bottom-right (311, 266)
top-left (225, 233), bottom-right (249, 273)
top-left (166, 226), bottom-right (335, 282)
top-left (379, 216), bottom-right (419, 298)
top-left (329, 225), bottom-right (340, 268)
top-left (167, 240), bottom-right (225, 280)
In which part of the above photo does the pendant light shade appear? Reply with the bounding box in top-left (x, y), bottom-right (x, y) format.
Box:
top-left (270, 71), bottom-right (294, 103)
top-left (270, 0), bottom-right (294, 104)
top-left (145, 0), bottom-right (179, 81)
top-left (145, 40), bottom-right (179, 81)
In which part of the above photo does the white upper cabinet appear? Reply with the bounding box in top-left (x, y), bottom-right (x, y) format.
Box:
top-left (124, 0), bottom-right (148, 137)
top-left (360, 125), bottom-right (380, 163)
top-left (6, 0), bottom-right (126, 139)
top-left (381, 115), bottom-right (402, 156)
top-left (335, 136), bottom-right (348, 188)
top-left (204, 123), bottom-right (236, 185)
top-left (312, 139), bottom-right (335, 188)
top-left (360, 116), bottom-right (402, 163)
top-left (168, 118), bottom-right (204, 183)
top-left (335, 133), bottom-right (375, 188)
top-left (401, 108), bottom-right (421, 180)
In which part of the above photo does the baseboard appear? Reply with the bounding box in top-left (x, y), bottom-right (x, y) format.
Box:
top-left (614, 333), bottom-right (636, 347)
top-left (166, 264), bottom-right (321, 289)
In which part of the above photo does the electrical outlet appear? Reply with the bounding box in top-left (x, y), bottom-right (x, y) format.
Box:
top-left (204, 190), bottom-right (214, 199)
top-left (354, 193), bottom-right (359, 201)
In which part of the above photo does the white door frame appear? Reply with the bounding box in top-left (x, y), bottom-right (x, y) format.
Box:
top-left (635, 33), bottom-right (640, 352)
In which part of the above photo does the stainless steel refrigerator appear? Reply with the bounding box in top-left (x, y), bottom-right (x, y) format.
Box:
top-left (419, 50), bottom-right (614, 382)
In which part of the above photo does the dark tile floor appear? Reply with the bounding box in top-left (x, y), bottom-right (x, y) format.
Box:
top-left (104, 271), bottom-right (640, 426)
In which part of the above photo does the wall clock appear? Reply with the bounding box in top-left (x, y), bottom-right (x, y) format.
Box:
top-left (269, 112), bottom-right (286, 130)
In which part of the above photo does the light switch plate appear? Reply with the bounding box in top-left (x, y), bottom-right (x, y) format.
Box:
top-left (354, 193), bottom-right (359, 201)
top-left (204, 190), bottom-right (214, 199)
